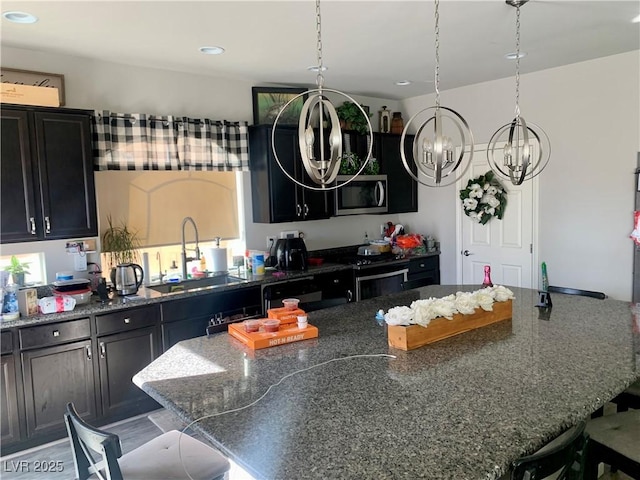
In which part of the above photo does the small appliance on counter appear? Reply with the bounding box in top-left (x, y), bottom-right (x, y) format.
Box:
top-left (267, 237), bottom-right (309, 271)
top-left (110, 263), bottom-right (144, 295)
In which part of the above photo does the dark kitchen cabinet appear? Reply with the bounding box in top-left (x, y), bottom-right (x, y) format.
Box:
top-left (1, 347), bottom-right (22, 447)
top-left (377, 133), bottom-right (418, 213)
top-left (21, 339), bottom-right (96, 440)
top-left (403, 255), bottom-right (440, 290)
top-left (344, 132), bottom-right (418, 214)
top-left (250, 125), bottom-right (332, 223)
top-left (161, 286), bottom-right (262, 349)
top-left (1, 105), bottom-right (97, 243)
top-left (95, 306), bottom-right (161, 419)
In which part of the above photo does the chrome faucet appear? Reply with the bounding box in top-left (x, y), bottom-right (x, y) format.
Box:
top-left (181, 217), bottom-right (200, 280)
top-left (156, 252), bottom-right (163, 282)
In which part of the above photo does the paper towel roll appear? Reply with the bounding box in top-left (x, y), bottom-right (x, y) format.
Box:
top-left (142, 252), bottom-right (150, 285)
top-left (206, 248), bottom-right (228, 272)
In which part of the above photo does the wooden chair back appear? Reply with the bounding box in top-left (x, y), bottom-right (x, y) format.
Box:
top-left (64, 402), bottom-right (124, 480)
top-left (547, 286), bottom-right (606, 300)
top-left (511, 421), bottom-right (587, 480)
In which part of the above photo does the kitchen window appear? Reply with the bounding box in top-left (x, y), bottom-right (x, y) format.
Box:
top-left (0, 252), bottom-right (46, 286)
top-left (95, 170), bottom-right (244, 276)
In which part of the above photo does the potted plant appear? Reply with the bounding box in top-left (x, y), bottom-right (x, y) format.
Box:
top-left (4, 255), bottom-right (30, 286)
top-left (101, 216), bottom-right (140, 270)
top-left (336, 102), bottom-right (372, 135)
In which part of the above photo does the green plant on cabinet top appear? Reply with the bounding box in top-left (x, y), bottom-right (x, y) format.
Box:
top-left (101, 216), bottom-right (140, 267)
top-left (335, 102), bottom-right (372, 135)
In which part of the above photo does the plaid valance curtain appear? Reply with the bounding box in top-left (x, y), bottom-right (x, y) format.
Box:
top-left (92, 111), bottom-right (249, 171)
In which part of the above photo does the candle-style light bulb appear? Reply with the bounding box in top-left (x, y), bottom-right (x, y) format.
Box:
top-left (305, 126), bottom-right (315, 160)
top-left (423, 138), bottom-right (433, 165)
top-left (504, 142), bottom-right (512, 167)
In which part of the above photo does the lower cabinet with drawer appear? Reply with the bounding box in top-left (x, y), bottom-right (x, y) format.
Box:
top-left (95, 305), bottom-right (161, 420)
top-left (403, 255), bottom-right (441, 290)
top-left (161, 286), bottom-right (262, 349)
top-left (19, 317), bottom-right (96, 444)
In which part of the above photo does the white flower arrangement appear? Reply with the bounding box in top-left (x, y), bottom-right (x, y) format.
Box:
top-left (384, 285), bottom-right (515, 328)
top-left (459, 171), bottom-right (507, 225)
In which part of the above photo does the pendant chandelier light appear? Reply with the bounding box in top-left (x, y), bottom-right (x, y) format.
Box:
top-left (270, 0), bottom-right (373, 191)
top-left (487, 0), bottom-right (550, 185)
top-left (400, 0), bottom-right (474, 187)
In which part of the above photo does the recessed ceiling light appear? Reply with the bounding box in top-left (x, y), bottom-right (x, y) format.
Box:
top-left (199, 46), bottom-right (225, 55)
top-left (395, 80), bottom-right (411, 86)
top-left (307, 66), bottom-right (328, 72)
top-left (632, 14), bottom-right (640, 23)
top-left (2, 11), bottom-right (38, 24)
top-left (505, 51), bottom-right (527, 60)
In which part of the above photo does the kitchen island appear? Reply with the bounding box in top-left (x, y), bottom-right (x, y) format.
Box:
top-left (133, 285), bottom-right (638, 479)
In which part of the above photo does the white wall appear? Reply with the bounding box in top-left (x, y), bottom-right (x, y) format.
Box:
top-left (0, 46), bottom-right (402, 281)
top-left (399, 51), bottom-right (640, 301)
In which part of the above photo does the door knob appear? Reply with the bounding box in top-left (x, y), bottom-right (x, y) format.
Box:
top-left (463, 250), bottom-right (473, 256)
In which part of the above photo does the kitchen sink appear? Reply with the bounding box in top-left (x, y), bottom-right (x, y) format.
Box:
top-left (147, 274), bottom-right (246, 294)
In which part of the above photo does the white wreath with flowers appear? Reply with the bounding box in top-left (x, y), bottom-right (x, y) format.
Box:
top-left (459, 171), bottom-right (507, 225)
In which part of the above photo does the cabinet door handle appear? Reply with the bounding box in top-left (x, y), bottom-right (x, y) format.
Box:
top-left (86, 345), bottom-right (92, 360)
top-left (52, 330), bottom-right (60, 337)
top-left (44, 216), bottom-right (51, 234)
top-left (420, 263), bottom-right (425, 268)
top-left (29, 217), bottom-right (36, 235)
top-left (303, 204), bottom-right (309, 217)
top-left (296, 204), bottom-right (302, 217)
top-left (347, 290), bottom-right (353, 302)
top-left (123, 318), bottom-right (131, 324)
top-left (99, 342), bottom-right (106, 359)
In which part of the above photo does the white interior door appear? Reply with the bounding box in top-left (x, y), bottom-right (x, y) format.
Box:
top-left (455, 144), bottom-right (538, 288)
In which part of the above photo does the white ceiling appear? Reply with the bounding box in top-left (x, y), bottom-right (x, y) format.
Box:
top-left (1, 1), bottom-right (639, 100)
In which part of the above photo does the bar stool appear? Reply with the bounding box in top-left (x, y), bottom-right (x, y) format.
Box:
top-left (510, 421), bottom-right (587, 480)
top-left (584, 409), bottom-right (640, 480)
top-left (64, 403), bottom-right (230, 480)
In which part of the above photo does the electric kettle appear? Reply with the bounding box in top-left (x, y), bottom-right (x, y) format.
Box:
top-left (110, 263), bottom-right (144, 296)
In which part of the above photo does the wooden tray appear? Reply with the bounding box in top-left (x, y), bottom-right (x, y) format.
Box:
top-left (228, 321), bottom-right (318, 350)
top-left (387, 299), bottom-right (512, 351)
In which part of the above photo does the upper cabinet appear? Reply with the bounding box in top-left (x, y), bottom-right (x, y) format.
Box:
top-left (344, 132), bottom-right (418, 214)
top-left (1, 106), bottom-right (98, 244)
top-left (250, 125), bottom-right (332, 223)
top-left (376, 133), bottom-right (418, 214)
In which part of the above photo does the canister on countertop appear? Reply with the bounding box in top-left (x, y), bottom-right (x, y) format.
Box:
top-left (206, 237), bottom-right (228, 273)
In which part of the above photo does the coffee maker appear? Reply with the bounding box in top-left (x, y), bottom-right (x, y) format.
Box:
top-left (267, 238), bottom-right (308, 271)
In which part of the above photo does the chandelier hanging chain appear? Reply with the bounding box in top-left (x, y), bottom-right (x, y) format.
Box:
top-left (514, 4), bottom-right (521, 118)
top-left (434, 0), bottom-right (441, 107)
top-left (315, 0), bottom-right (324, 88)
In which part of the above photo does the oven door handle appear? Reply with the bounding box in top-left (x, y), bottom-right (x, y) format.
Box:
top-left (375, 181), bottom-right (385, 207)
top-left (356, 268), bottom-right (408, 283)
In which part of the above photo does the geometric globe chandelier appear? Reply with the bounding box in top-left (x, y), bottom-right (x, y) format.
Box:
top-left (400, 0), bottom-right (474, 188)
top-left (487, 0), bottom-right (550, 186)
top-left (271, 0), bottom-right (373, 191)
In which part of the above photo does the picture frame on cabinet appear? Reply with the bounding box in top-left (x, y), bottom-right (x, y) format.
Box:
top-left (1, 68), bottom-right (65, 106)
top-left (252, 87), bottom-right (307, 126)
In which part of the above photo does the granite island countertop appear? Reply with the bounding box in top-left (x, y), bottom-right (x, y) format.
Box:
top-left (134, 285), bottom-right (639, 480)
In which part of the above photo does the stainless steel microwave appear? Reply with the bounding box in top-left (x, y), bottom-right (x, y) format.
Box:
top-left (334, 175), bottom-right (388, 216)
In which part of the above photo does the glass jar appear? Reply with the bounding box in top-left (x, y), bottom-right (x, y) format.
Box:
top-left (2, 284), bottom-right (20, 321)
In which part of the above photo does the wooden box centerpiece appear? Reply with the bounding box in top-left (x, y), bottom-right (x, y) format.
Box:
top-left (387, 299), bottom-right (513, 351)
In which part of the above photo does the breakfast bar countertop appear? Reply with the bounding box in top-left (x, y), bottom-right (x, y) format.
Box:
top-left (134, 285), bottom-right (639, 480)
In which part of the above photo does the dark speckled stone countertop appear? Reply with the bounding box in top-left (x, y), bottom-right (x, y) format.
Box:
top-left (134, 285), bottom-right (639, 480)
top-left (0, 263), bottom-right (352, 329)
